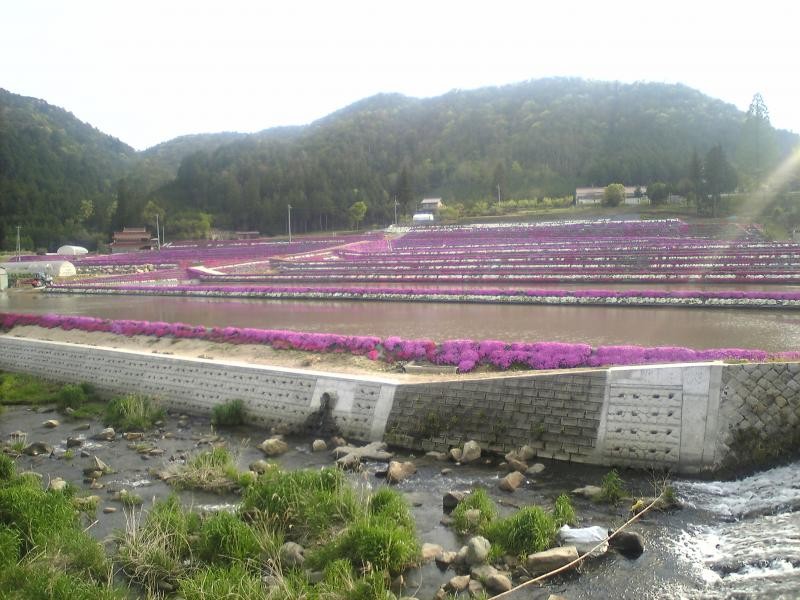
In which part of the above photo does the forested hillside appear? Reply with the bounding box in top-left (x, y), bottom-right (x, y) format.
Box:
top-left (0, 89), bottom-right (136, 249)
top-left (1, 79), bottom-right (798, 248)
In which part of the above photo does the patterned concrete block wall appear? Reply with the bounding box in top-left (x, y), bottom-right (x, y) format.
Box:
top-left (0, 337), bottom-right (396, 441)
top-left (716, 363), bottom-right (800, 467)
top-left (384, 371), bottom-right (608, 461)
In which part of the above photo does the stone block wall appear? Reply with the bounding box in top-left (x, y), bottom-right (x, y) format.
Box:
top-left (716, 363), bottom-right (800, 468)
top-left (0, 336), bottom-right (396, 441)
top-left (384, 371), bottom-right (607, 461)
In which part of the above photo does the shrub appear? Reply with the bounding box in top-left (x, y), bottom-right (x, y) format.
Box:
top-left (598, 469), bottom-right (627, 504)
top-left (553, 493), bottom-right (576, 527)
top-left (104, 394), bottom-right (164, 431)
top-left (179, 563), bottom-right (266, 600)
top-left (197, 511), bottom-right (261, 566)
top-left (315, 559), bottom-right (396, 600)
top-left (484, 506), bottom-right (557, 557)
top-left (56, 384), bottom-right (88, 411)
top-left (212, 399), bottom-right (246, 427)
top-left (241, 468), bottom-right (360, 543)
top-left (451, 488), bottom-right (497, 534)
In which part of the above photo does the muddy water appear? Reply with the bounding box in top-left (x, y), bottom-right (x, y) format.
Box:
top-left (5, 405), bottom-right (799, 599)
top-left (3, 290), bottom-right (800, 351)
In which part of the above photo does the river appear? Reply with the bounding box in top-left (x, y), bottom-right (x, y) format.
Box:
top-left (3, 290), bottom-right (800, 351)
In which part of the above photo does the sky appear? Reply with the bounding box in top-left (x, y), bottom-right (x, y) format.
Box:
top-left (2, 0), bottom-right (800, 151)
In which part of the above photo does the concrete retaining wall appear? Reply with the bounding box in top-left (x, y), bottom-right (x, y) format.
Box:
top-left (1, 335), bottom-right (798, 473)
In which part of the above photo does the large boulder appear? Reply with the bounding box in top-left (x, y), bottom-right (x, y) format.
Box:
top-left (421, 543), bottom-right (443, 561)
top-left (386, 461), bottom-right (417, 484)
top-left (572, 485), bottom-right (603, 500)
top-left (485, 573), bottom-right (513, 593)
top-left (93, 427), bottom-right (116, 441)
top-left (445, 575), bottom-right (470, 593)
top-left (442, 490), bottom-right (468, 512)
top-left (331, 441), bottom-right (392, 461)
top-left (464, 536), bottom-right (491, 566)
top-left (259, 437), bottom-right (289, 456)
top-left (461, 440), bottom-right (482, 463)
top-left (525, 546), bottom-right (579, 576)
top-left (499, 471), bottom-right (525, 492)
top-left (22, 442), bottom-right (53, 456)
top-left (557, 525), bottom-right (609, 556)
top-left (609, 531), bottom-right (644, 559)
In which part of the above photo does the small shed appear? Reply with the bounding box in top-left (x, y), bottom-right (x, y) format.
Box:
top-left (57, 245), bottom-right (89, 257)
top-left (419, 198), bottom-right (443, 212)
top-left (0, 267), bottom-right (7, 291)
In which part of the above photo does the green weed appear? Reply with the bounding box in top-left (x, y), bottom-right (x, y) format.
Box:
top-left (104, 394), bottom-right (164, 431)
top-left (553, 493), bottom-right (576, 527)
top-left (484, 505), bottom-right (557, 557)
top-left (165, 446), bottom-right (242, 494)
top-left (179, 563), bottom-right (266, 600)
top-left (211, 399), bottom-right (246, 427)
top-left (241, 467), bottom-right (360, 543)
top-left (197, 511), bottom-right (261, 566)
top-left (0, 372), bottom-right (61, 406)
top-left (597, 469), bottom-right (628, 504)
top-left (451, 488), bottom-right (497, 534)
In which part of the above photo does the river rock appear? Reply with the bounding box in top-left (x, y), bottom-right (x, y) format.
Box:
top-left (66, 436), bottom-right (85, 448)
top-left (22, 442), bottom-right (53, 456)
top-left (331, 441), bottom-right (393, 461)
top-left (49, 477), bottom-right (67, 492)
top-left (259, 437), bottom-right (289, 456)
top-left (103, 506), bottom-right (117, 514)
top-left (526, 462), bottom-right (546, 475)
top-left (525, 546), bottom-right (579, 575)
top-left (387, 460), bottom-right (417, 483)
top-left (557, 525), bottom-right (609, 556)
top-left (443, 490), bottom-right (467, 512)
top-left (279, 541), bottom-right (305, 567)
top-left (470, 563), bottom-right (499, 580)
top-left (421, 543), bottom-right (443, 561)
top-left (499, 471), bottom-right (525, 492)
top-left (468, 579), bottom-right (485, 597)
top-left (465, 536), bottom-right (491, 566)
top-left (426, 451), bottom-right (449, 461)
top-left (572, 485), bottom-right (603, 500)
top-left (461, 440), bottom-right (482, 463)
top-left (43, 419), bottom-right (60, 428)
top-left (505, 457), bottom-right (529, 473)
top-left (249, 459), bottom-right (272, 474)
top-left (336, 452), bottom-right (363, 471)
top-left (463, 508), bottom-right (483, 529)
top-left (330, 436), bottom-right (347, 447)
top-left (435, 550), bottom-right (457, 569)
top-left (124, 432), bottom-right (144, 441)
top-left (92, 455), bottom-right (113, 474)
top-left (449, 447), bottom-right (463, 462)
top-left (311, 439), bottom-right (327, 452)
top-left (446, 575), bottom-right (470, 592)
top-left (609, 531), bottom-right (644, 559)
top-left (548, 596), bottom-right (569, 600)
top-left (93, 427), bottom-right (116, 441)
top-left (485, 572), bottom-right (513, 593)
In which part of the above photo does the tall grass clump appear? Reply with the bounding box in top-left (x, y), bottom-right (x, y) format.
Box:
top-left (116, 495), bottom-right (200, 593)
top-left (56, 383), bottom-right (88, 411)
top-left (104, 393), bottom-right (164, 431)
top-left (451, 488), bottom-right (497, 534)
top-left (179, 563), bottom-right (266, 600)
top-left (484, 506), bottom-right (558, 557)
top-left (553, 493), bottom-right (576, 527)
top-left (0, 455), bottom-right (15, 481)
top-left (58, 382), bottom-right (105, 419)
top-left (166, 447), bottom-right (243, 493)
top-left (241, 467), bottom-right (360, 543)
top-left (309, 486), bottom-right (419, 576)
top-left (597, 469), bottom-right (628, 504)
top-left (197, 510), bottom-right (261, 566)
top-left (212, 399), bottom-right (246, 427)
top-left (313, 559), bottom-right (397, 600)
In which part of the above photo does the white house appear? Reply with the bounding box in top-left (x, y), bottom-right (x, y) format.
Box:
top-left (412, 213), bottom-right (435, 224)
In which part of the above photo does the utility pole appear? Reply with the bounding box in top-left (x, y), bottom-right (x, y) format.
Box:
top-left (16, 226), bottom-right (21, 262)
top-left (287, 204), bottom-right (292, 243)
top-left (155, 214), bottom-right (161, 251)
top-left (497, 184), bottom-right (501, 204)
top-left (394, 196), bottom-right (398, 226)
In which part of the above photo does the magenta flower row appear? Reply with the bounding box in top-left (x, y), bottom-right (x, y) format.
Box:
top-left (3, 311), bottom-right (797, 373)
